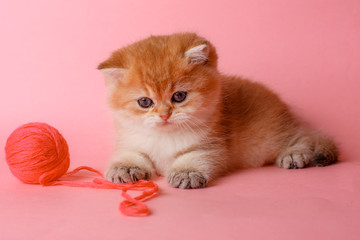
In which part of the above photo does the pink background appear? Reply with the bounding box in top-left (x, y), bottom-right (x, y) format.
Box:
top-left (1, 0), bottom-right (359, 239)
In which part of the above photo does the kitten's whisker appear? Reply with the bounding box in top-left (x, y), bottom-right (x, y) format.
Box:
top-left (182, 119), bottom-right (211, 144)
top-left (186, 116), bottom-right (217, 145)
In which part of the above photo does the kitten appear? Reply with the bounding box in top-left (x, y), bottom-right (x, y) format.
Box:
top-left (98, 33), bottom-right (338, 189)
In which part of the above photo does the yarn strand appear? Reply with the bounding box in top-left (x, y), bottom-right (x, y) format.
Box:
top-left (46, 166), bottom-right (158, 216)
top-left (62, 166), bottom-right (104, 178)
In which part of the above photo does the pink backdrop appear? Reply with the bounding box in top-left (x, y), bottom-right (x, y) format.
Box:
top-left (1, 0), bottom-right (359, 239)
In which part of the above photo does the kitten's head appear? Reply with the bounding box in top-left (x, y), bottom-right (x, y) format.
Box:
top-left (98, 33), bottom-right (221, 132)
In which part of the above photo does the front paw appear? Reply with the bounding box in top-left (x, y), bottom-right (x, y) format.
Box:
top-left (106, 163), bottom-right (150, 183)
top-left (279, 153), bottom-right (310, 169)
top-left (167, 170), bottom-right (208, 189)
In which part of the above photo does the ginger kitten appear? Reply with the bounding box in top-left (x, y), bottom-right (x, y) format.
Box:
top-left (98, 33), bottom-right (338, 189)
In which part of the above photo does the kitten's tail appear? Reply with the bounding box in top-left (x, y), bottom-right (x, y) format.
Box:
top-left (311, 133), bottom-right (339, 167)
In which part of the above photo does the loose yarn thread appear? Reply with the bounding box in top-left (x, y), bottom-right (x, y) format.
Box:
top-left (5, 122), bottom-right (158, 216)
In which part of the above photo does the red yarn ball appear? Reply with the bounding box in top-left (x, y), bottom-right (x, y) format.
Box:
top-left (5, 122), bottom-right (70, 185)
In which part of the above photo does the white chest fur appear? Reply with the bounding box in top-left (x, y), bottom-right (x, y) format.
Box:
top-left (117, 125), bottom-right (202, 175)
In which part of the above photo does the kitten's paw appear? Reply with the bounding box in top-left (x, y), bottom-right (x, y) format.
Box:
top-left (167, 170), bottom-right (208, 189)
top-left (279, 153), bottom-right (310, 169)
top-left (106, 163), bottom-right (150, 183)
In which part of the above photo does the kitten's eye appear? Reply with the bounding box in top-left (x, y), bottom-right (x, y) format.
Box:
top-left (172, 91), bottom-right (187, 103)
top-left (138, 97), bottom-right (153, 108)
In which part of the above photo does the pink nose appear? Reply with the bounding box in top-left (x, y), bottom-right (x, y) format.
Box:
top-left (160, 113), bottom-right (171, 121)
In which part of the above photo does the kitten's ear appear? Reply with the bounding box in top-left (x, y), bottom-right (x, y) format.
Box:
top-left (98, 68), bottom-right (126, 85)
top-left (185, 44), bottom-right (210, 65)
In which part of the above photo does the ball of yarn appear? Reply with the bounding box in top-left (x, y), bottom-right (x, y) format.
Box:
top-left (5, 122), bottom-right (70, 185)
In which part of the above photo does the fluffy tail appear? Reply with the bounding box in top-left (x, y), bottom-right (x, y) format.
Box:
top-left (311, 133), bottom-right (339, 167)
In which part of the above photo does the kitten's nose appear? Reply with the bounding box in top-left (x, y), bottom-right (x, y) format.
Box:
top-left (160, 113), bottom-right (171, 121)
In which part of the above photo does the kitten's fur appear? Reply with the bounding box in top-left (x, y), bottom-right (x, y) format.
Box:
top-left (98, 33), bottom-right (338, 189)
